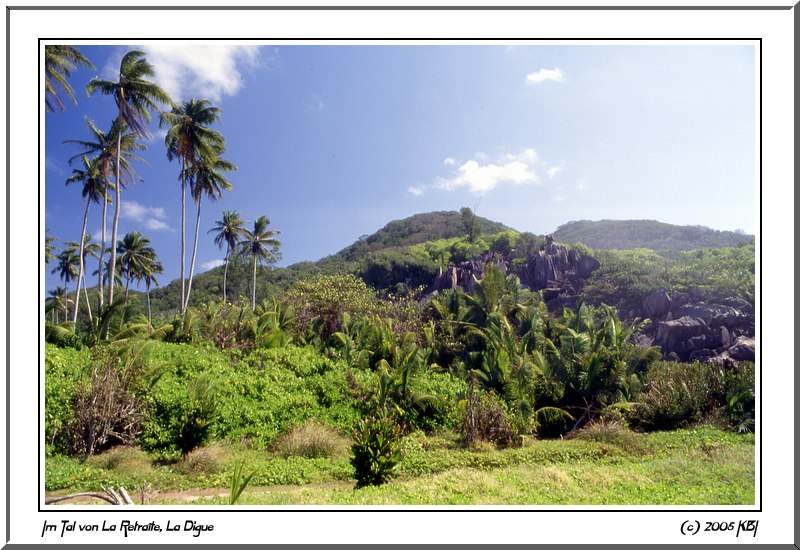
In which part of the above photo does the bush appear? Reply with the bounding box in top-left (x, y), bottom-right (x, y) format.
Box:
top-left (624, 360), bottom-right (755, 432)
top-left (461, 388), bottom-right (521, 449)
top-left (350, 412), bottom-right (403, 488)
top-left (272, 420), bottom-right (350, 459)
top-left (627, 361), bottom-right (711, 430)
top-left (174, 445), bottom-right (229, 476)
top-left (567, 417), bottom-right (646, 456)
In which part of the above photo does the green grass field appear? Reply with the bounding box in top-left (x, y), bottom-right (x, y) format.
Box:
top-left (46, 425), bottom-right (754, 506)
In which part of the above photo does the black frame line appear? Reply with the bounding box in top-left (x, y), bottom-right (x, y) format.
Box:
top-left (3, 2), bottom-right (782, 548)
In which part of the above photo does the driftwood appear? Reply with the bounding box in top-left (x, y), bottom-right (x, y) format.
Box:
top-left (45, 486), bottom-right (134, 505)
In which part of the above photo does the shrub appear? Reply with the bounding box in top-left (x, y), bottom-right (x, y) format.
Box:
top-left (62, 346), bottom-right (151, 456)
top-left (272, 420), bottom-right (350, 459)
top-left (174, 445), bottom-right (228, 476)
top-left (461, 388), bottom-right (521, 449)
top-left (567, 417), bottom-right (647, 456)
top-left (350, 412), bottom-right (403, 488)
top-left (627, 361), bottom-right (725, 431)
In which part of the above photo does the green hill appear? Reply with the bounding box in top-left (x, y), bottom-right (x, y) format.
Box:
top-left (147, 213), bottom-right (754, 319)
top-left (553, 219), bottom-right (753, 251)
top-left (329, 211), bottom-right (513, 263)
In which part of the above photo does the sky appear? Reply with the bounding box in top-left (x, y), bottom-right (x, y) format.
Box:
top-left (44, 43), bottom-right (757, 293)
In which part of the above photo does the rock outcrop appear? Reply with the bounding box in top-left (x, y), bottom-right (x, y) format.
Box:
top-left (427, 237), bottom-right (601, 314)
top-left (644, 288), bottom-right (755, 363)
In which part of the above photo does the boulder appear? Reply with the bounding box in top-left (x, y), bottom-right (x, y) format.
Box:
top-left (655, 316), bottom-right (711, 360)
top-left (728, 336), bottom-right (755, 361)
top-left (642, 289), bottom-right (672, 318)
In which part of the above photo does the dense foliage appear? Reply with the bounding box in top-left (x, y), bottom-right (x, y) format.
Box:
top-left (554, 219), bottom-right (753, 251)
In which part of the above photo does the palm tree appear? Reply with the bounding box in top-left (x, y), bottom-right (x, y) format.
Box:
top-left (47, 287), bottom-right (70, 324)
top-left (64, 156), bottom-right (106, 322)
top-left (240, 216), bottom-right (281, 310)
top-left (116, 231), bottom-right (156, 303)
top-left (86, 50), bottom-right (172, 309)
top-left (208, 210), bottom-right (248, 308)
top-left (52, 249), bottom-right (80, 293)
top-left (183, 154), bottom-right (235, 312)
top-left (44, 231), bottom-right (58, 267)
top-left (65, 117), bottom-right (144, 311)
top-left (160, 98), bottom-right (224, 315)
top-left (45, 45), bottom-right (94, 112)
top-left (64, 235), bottom-right (100, 326)
top-left (139, 255), bottom-right (163, 325)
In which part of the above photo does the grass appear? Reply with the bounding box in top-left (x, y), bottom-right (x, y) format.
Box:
top-left (46, 425), bottom-right (754, 506)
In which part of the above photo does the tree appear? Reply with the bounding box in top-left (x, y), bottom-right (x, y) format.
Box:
top-left (45, 231), bottom-right (58, 267)
top-left (183, 154), bottom-right (235, 312)
top-left (160, 98), bottom-right (224, 315)
top-left (240, 216), bottom-right (281, 310)
top-left (52, 249), bottom-right (80, 299)
top-left (116, 231), bottom-right (156, 303)
top-left (139, 256), bottom-right (163, 325)
top-left (65, 156), bottom-right (107, 322)
top-left (208, 210), bottom-right (248, 308)
top-left (64, 235), bottom-right (100, 326)
top-left (47, 287), bottom-right (70, 324)
top-left (460, 206), bottom-right (482, 244)
top-left (86, 50), bottom-right (172, 310)
top-left (66, 118), bottom-right (145, 311)
top-left (45, 45), bottom-right (94, 112)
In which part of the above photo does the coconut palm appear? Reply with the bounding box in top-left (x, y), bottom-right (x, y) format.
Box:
top-left (160, 98), bottom-right (224, 315)
top-left (45, 45), bottom-right (94, 112)
top-left (52, 249), bottom-right (80, 294)
top-left (116, 231), bottom-right (156, 303)
top-left (47, 287), bottom-right (71, 324)
top-left (86, 50), bottom-right (172, 309)
top-left (45, 231), bottom-right (58, 266)
top-left (65, 117), bottom-right (145, 311)
top-left (208, 210), bottom-right (248, 308)
top-left (64, 156), bottom-right (106, 322)
top-left (240, 216), bottom-right (281, 310)
top-left (139, 255), bottom-right (163, 325)
top-left (183, 154), bottom-right (236, 312)
top-left (64, 235), bottom-right (100, 326)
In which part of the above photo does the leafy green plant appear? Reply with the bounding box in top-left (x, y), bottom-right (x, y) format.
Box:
top-left (229, 462), bottom-right (257, 504)
top-left (350, 412), bottom-right (403, 488)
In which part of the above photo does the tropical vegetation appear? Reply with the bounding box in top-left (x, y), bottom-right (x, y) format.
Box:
top-left (44, 47), bottom-right (755, 505)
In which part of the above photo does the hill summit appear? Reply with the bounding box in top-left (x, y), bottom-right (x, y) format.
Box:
top-left (553, 219), bottom-right (753, 251)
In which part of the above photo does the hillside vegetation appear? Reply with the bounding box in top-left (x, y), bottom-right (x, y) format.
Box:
top-left (553, 219), bottom-right (753, 250)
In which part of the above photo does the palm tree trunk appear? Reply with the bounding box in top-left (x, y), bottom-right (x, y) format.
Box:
top-left (82, 273), bottom-right (94, 326)
top-left (98, 181), bottom-right (108, 312)
top-left (179, 166), bottom-right (186, 315)
top-left (106, 128), bottom-right (122, 336)
top-left (183, 195), bottom-right (202, 314)
top-left (146, 283), bottom-right (152, 325)
top-left (222, 249), bottom-right (230, 311)
top-left (73, 200), bottom-right (91, 323)
top-left (252, 255), bottom-right (257, 311)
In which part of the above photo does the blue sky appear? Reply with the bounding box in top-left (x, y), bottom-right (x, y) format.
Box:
top-left (45, 43), bottom-right (756, 292)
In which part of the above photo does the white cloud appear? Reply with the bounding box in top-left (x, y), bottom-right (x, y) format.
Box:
top-left (121, 200), bottom-right (172, 232)
top-left (552, 195), bottom-right (565, 202)
top-left (407, 185), bottom-right (425, 197)
top-left (526, 67), bottom-right (565, 85)
top-left (435, 150), bottom-right (540, 195)
top-left (201, 259), bottom-right (225, 270)
top-left (142, 45), bottom-right (262, 103)
top-left (443, 157), bottom-right (456, 166)
top-left (144, 219), bottom-right (171, 232)
top-left (547, 163), bottom-right (565, 178)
